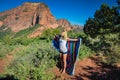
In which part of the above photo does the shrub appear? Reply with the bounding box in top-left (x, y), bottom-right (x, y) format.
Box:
top-left (5, 40), bottom-right (58, 80)
top-left (0, 25), bottom-right (7, 31)
top-left (0, 27), bottom-right (12, 40)
top-left (79, 44), bottom-right (94, 60)
top-left (40, 28), bottom-right (61, 40)
top-left (14, 24), bottom-right (40, 38)
top-left (11, 37), bottom-right (38, 46)
top-left (0, 42), bottom-right (14, 59)
top-left (0, 15), bottom-right (8, 21)
top-left (68, 30), bottom-right (85, 38)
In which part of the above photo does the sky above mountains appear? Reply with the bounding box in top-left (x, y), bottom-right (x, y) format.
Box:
top-left (0, 0), bottom-right (118, 26)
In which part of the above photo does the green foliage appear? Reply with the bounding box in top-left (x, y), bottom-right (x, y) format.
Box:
top-left (2, 35), bottom-right (13, 44)
top-left (117, 0), bottom-right (120, 5)
top-left (68, 29), bottom-right (85, 38)
top-left (0, 27), bottom-right (12, 38)
top-left (0, 27), bottom-right (13, 43)
top-left (84, 4), bottom-right (120, 38)
top-left (41, 28), bottom-right (61, 40)
top-left (0, 25), bottom-right (39, 46)
top-left (83, 3), bottom-right (120, 65)
top-left (14, 24), bottom-right (40, 38)
top-left (79, 44), bottom-right (94, 60)
top-left (0, 15), bottom-right (8, 21)
top-left (102, 33), bottom-right (120, 64)
top-left (5, 40), bottom-right (58, 80)
top-left (0, 25), bottom-right (7, 31)
top-left (0, 24), bottom-right (92, 79)
top-left (0, 25), bottom-right (41, 59)
top-left (0, 42), bottom-right (15, 59)
top-left (11, 37), bottom-right (36, 46)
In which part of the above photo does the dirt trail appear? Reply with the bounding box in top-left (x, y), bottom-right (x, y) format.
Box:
top-left (52, 56), bottom-right (120, 80)
top-left (0, 48), bottom-right (19, 73)
top-left (0, 52), bottom-right (120, 80)
top-left (0, 54), bottom-right (13, 73)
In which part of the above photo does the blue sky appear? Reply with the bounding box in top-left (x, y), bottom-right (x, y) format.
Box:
top-left (0, 0), bottom-right (118, 26)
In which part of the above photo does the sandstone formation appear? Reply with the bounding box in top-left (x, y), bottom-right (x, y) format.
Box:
top-left (57, 19), bottom-right (83, 31)
top-left (0, 2), bottom-right (58, 32)
top-left (32, 3), bottom-right (58, 29)
top-left (57, 19), bottom-right (72, 30)
top-left (0, 2), bottom-right (82, 37)
top-left (72, 25), bottom-right (83, 30)
top-left (0, 21), bottom-right (3, 27)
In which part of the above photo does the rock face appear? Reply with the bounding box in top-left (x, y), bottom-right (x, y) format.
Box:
top-left (0, 2), bottom-right (83, 38)
top-left (57, 19), bottom-right (83, 31)
top-left (57, 19), bottom-right (71, 27)
top-left (32, 3), bottom-right (58, 29)
top-left (0, 21), bottom-right (3, 27)
top-left (72, 25), bottom-right (83, 30)
top-left (0, 2), bottom-right (58, 32)
top-left (57, 19), bottom-right (72, 30)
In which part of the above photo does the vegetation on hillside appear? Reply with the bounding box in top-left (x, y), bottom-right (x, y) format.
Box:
top-left (0, 25), bottom-right (90, 79)
top-left (84, 3), bottom-right (120, 64)
top-left (0, 1), bottom-right (120, 80)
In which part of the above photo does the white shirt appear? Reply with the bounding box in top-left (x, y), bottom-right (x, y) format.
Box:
top-left (59, 39), bottom-right (67, 53)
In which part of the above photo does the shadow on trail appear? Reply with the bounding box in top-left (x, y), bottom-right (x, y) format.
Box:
top-left (75, 57), bottom-right (120, 80)
top-left (71, 76), bottom-right (84, 80)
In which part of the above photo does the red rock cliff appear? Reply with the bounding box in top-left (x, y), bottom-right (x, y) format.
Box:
top-left (0, 2), bottom-right (58, 32)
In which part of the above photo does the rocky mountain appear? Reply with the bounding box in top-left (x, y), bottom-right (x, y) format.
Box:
top-left (57, 19), bottom-right (83, 31)
top-left (0, 21), bottom-right (3, 27)
top-left (57, 19), bottom-right (72, 30)
top-left (0, 2), bottom-right (58, 32)
top-left (57, 19), bottom-right (71, 27)
top-left (0, 2), bottom-right (83, 37)
top-left (72, 24), bottom-right (83, 30)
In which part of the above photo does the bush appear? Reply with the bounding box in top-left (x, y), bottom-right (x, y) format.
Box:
top-left (79, 44), bottom-right (94, 60)
top-left (68, 30), bottom-right (85, 38)
top-left (11, 37), bottom-right (39, 46)
top-left (5, 40), bottom-right (58, 80)
top-left (0, 27), bottom-right (12, 40)
top-left (14, 24), bottom-right (40, 38)
top-left (0, 42), bottom-right (14, 59)
top-left (84, 32), bottom-right (120, 65)
top-left (40, 28), bottom-right (61, 40)
top-left (0, 25), bottom-right (7, 31)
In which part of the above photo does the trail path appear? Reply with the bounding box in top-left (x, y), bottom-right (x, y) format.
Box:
top-left (0, 48), bottom-right (19, 73)
top-left (52, 56), bottom-right (120, 80)
top-left (0, 54), bottom-right (13, 73)
top-left (0, 53), bottom-right (120, 80)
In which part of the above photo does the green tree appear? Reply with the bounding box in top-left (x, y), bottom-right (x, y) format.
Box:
top-left (117, 0), bottom-right (120, 5)
top-left (84, 4), bottom-right (119, 38)
top-left (83, 3), bottom-right (120, 64)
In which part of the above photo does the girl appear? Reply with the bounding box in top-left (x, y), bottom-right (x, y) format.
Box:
top-left (59, 28), bottom-right (78, 74)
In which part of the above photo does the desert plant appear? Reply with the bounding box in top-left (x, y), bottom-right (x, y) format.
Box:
top-left (5, 40), bottom-right (58, 80)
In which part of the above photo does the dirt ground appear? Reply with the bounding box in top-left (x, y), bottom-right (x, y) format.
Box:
top-left (0, 54), bottom-right (13, 73)
top-left (52, 56), bottom-right (120, 80)
top-left (0, 55), bottom-right (120, 80)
